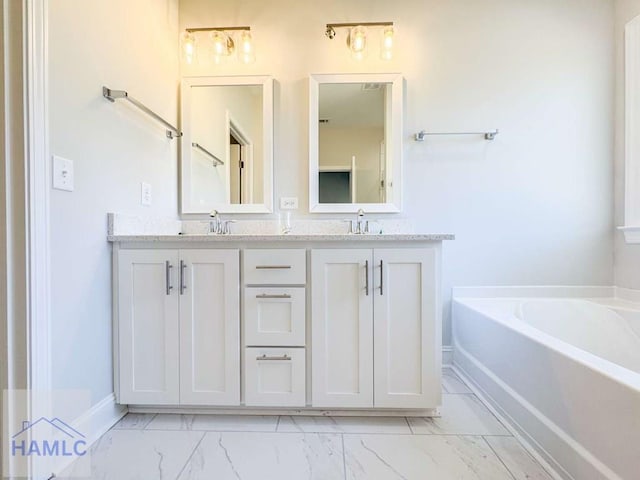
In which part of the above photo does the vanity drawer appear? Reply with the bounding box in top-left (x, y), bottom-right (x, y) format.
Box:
top-left (243, 249), bottom-right (306, 285)
top-left (244, 348), bottom-right (305, 407)
top-left (245, 288), bottom-right (305, 346)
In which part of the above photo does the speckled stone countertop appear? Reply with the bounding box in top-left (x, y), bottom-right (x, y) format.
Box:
top-left (106, 213), bottom-right (454, 243)
top-left (108, 233), bottom-right (455, 242)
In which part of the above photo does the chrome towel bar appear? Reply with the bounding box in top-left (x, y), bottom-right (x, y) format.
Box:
top-left (102, 86), bottom-right (183, 139)
top-left (192, 142), bottom-right (224, 166)
top-left (414, 129), bottom-right (499, 142)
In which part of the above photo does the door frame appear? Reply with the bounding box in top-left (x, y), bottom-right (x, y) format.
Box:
top-left (226, 113), bottom-right (254, 204)
top-left (1, 0), bottom-right (52, 477)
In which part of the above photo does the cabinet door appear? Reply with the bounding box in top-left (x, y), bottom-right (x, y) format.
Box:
top-left (373, 248), bottom-right (441, 408)
top-left (311, 249), bottom-right (373, 408)
top-left (118, 249), bottom-right (179, 405)
top-left (179, 249), bottom-right (240, 405)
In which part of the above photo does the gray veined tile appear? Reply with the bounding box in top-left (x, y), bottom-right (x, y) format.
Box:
top-left (442, 371), bottom-right (473, 394)
top-left (57, 429), bottom-right (204, 480)
top-left (408, 394), bottom-right (510, 435)
top-left (112, 412), bottom-right (155, 430)
top-left (344, 434), bottom-right (514, 480)
top-left (145, 413), bottom-right (279, 432)
top-left (278, 415), bottom-right (411, 434)
top-left (177, 431), bottom-right (344, 480)
top-left (485, 436), bottom-right (555, 480)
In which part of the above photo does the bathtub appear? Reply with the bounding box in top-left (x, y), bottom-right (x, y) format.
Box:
top-left (452, 294), bottom-right (640, 480)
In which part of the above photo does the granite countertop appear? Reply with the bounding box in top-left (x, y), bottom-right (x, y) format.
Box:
top-left (108, 233), bottom-right (455, 243)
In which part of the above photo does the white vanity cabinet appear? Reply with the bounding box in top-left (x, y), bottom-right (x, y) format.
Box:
top-left (311, 247), bottom-right (441, 409)
top-left (116, 248), bottom-right (239, 405)
top-left (110, 231), bottom-right (449, 413)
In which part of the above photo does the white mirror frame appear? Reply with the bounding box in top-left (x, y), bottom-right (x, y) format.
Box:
top-left (180, 75), bottom-right (274, 214)
top-left (309, 73), bottom-right (403, 213)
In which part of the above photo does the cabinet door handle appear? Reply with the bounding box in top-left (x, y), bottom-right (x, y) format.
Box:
top-left (379, 259), bottom-right (384, 295)
top-left (255, 265), bottom-right (292, 270)
top-left (365, 260), bottom-right (369, 296)
top-left (256, 354), bottom-right (291, 361)
top-left (165, 261), bottom-right (173, 295)
top-left (180, 260), bottom-right (187, 295)
top-left (256, 294), bottom-right (292, 299)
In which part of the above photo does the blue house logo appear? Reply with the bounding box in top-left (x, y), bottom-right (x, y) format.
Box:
top-left (11, 418), bottom-right (87, 458)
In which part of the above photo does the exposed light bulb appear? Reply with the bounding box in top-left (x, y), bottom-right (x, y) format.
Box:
top-left (180, 31), bottom-right (196, 65)
top-left (211, 31), bottom-right (227, 55)
top-left (237, 30), bottom-right (255, 64)
top-left (348, 26), bottom-right (367, 60)
top-left (380, 26), bottom-right (394, 61)
top-left (210, 31), bottom-right (234, 64)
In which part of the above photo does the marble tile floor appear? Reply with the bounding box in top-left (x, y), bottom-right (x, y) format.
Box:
top-left (59, 370), bottom-right (555, 480)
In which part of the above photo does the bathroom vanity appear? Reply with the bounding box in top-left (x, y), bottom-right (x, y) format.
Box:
top-left (110, 233), bottom-right (452, 414)
top-left (109, 71), bottom-right (453, 414)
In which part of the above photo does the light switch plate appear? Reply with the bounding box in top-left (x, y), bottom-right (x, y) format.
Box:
top-left (141, 182), bottom-right (152, 206)
top-left (52, 155), bottom-right (74, 192)
top-left (280, 197), bottom-right (298, 210)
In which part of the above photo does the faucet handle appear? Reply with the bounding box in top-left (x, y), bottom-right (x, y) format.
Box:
top-left (342, 219), bottom-right (355, 234)
top-left (222, 220), bottom-right (236, 235)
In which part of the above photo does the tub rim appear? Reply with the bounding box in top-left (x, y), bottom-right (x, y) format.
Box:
top-left (453, 297), bottom-right (640, 393)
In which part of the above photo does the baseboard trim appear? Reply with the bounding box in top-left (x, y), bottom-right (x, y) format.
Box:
top-left (128, 406), bottom-right (440, 417)
top-left (53, 394), bottom-right (127, 476)
top-left (76, 393), bottom-right (127, 443)
top-left (442, 346), bottom-right (453, 366)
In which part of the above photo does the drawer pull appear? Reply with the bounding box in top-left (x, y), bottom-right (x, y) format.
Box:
top-left (365, 260), bottom-right (369, 296)
top-left (256, 354), bottom-right (291, 361)
top-left (255, 265), bottom-right (292, 270)
top-left (180, 260), bottom-right (187, 295)
top-left (256, 294), bottom-right (292, 299)
top-left (165, 261), bottom-right (173, 295)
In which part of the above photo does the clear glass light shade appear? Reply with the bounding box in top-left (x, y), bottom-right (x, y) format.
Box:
top-left (210, 31), bottom-right (234, 64)
top-left (348, 26), bottom-right (367, 60)
top-left (180, 31), bottom-right (196, 64)
top-left (237, 30), bottom-right (255, 64)
top-left (380, 26), bottom-right (394, 60)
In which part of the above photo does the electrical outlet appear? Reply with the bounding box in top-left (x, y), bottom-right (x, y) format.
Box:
top-left (52, 155), bottom-right (74, 192)
top-left (280, 197), bottom-right (298, 210)
top-left (141, 182), bottom-right (152, 206)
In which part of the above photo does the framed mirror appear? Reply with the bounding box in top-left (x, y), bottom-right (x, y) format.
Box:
top-left (309, 73), bottom-right (403, 213)
top-left (181, 76), bottom-right (273, 214)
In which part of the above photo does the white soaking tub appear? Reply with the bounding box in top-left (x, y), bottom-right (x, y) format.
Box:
top-left (452, 296), bottom-right (640, 480)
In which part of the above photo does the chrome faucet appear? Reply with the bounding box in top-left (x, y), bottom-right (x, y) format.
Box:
top-left (355, 209), bottom-right (369, 234)
top-left (345, 209), bottom-right (369, 234)
top-left (209, 210), bottom-right (221, 234)
top-left (345, 209), bottom-right (369, 235)
top-left (209, 210), bottom-right (235, 234)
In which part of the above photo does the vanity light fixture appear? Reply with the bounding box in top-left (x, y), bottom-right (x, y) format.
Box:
top-left (180, 26), bottom-right (255, 65)
top-left (325, 22), bottom-right (395, 61)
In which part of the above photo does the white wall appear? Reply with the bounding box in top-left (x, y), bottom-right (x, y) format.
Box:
top-left (48, 0), bottom-right (180, 405)
top-left (181, 0), bottom-right (615, 344)
top-left (614, 0), bottom-right (640, 289)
